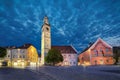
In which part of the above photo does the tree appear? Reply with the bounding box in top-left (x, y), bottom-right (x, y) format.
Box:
top-left (45, 48), bottom-right (63, 66)
top-left (113, 47), bottom-right (120, 65)
top-left (0, 47), bottom-right (7, 58)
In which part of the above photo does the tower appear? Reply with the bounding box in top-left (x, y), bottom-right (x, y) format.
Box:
top-left (41, 16), bottom-right (51, 65)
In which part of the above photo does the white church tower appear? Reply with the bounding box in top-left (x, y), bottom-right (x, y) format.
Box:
top-left (41, 16), bottom-right (51, 65)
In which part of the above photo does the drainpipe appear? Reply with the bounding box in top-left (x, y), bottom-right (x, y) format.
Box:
top-left (88, 49), bottom-right (92, 65)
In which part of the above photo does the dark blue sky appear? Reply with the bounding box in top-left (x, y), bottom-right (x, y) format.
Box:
top-left (0, 0), bottom-right (120, 53)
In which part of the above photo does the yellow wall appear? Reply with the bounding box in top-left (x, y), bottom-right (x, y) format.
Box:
top-left (27, 46), bottom-right (38, 63)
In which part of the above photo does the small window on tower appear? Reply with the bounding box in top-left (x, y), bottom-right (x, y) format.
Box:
top-left (46, 27), bottom-right (49, 31)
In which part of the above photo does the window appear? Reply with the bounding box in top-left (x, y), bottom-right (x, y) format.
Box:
top-left (23, 55), bottom-right (25, 58)
top-left (94, 60), bottom-right (97, 65)
top-left (81, 57), bottom-right (84, 60)
top-left (8, 55), bottom-right (10, 58)
top-left (106, 60), bottom-right (109, 62)
top-left (46, 27), bottom-right (49, 31)
top-left (21, 50), bottom-right (25, 53)
top-left (94, 50), bottom-right (98, 56)
top-left (102, 50), bottom-right (104, 56)
top-left (100, 49), bottom-right (102, 52)
top-left (69, 55), bottom-right (71, 57)
top-left (106, 48), bottom-right (109, 52)
top-left (73, 62), bottom-right (76, 64)
top-left (19, 55), bottom-right (22, 58)
top-left (13, 55), bottom-right (15, 58)
top-left (63, 55), bottom-right (66, 58)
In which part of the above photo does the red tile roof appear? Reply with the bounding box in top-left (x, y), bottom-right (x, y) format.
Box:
top-left (18, 44), bottom-right (32, 49)
top-left (52, 45), bottom-right (77, 54)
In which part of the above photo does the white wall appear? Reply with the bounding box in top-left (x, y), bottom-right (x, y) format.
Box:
top-left (62, 54), bottom-right (77, 66)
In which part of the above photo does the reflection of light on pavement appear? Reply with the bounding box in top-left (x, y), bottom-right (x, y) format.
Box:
top-left (13, 66), bottom-right (26, 69)
top-left (30, 62), bottom-right (36, 67)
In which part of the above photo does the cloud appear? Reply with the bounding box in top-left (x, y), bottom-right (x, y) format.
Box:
top-left (0, 0), bottom-right (120, 52)
top-left (104, 36), bottom-right (120, 46)
top-left (57, 28), bottom-right (65, 36)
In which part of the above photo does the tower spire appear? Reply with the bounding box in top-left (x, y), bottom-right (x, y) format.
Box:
top-left (44, 16), bottom-right (49, 24)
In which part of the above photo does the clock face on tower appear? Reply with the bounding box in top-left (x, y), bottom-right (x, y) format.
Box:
top-left (46, 27), bottom-right (49, 31)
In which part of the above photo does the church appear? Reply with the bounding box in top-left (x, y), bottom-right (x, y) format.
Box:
top-left (41, 17), bottom-right (77, 66)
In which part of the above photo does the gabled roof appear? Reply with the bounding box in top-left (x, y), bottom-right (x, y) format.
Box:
top-left (52, 45), bottom-right (77, 54)
top-left (90, 38), bottom-right (112, 49)
top-left (18, 44), bottom-right (32, 49)
top-left (5, 46), bottom-right (17, 49)
top-left (80, 43), bottom-right (94, 53)
top-left (80, 38), bottom-right (112, 54)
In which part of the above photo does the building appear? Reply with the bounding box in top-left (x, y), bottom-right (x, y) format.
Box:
top-left (113, 46), bottom-right (120, 64)
top-left (41, 16), bottom-right (77, 66)
top-left (41, 16), bottom-right (51, 65)
top-left (52, 46), bottom-right (77, 66)
top-left (79, 38), bottom-right (114, 65)
top-left (5, 44), bottom-right (38, 67)
top-left (5, 46), bottom-right (27, 67)
top-left (20, 44), bottom-right (38, 66)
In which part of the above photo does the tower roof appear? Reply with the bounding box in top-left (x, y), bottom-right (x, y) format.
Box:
top-left (41, 16), bottom-right (50, 29)
top-left (44, 16), bottom-right (49, 25)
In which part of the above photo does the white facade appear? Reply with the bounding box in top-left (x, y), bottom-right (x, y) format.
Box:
top-left (52, 46), bottom-right (78, 66)
top-left (6, 49), bottom-right (27, 60)
top-left (62, 54), bottom-right (77, 66)
top-left (5, 48), bottom-right (27, 66)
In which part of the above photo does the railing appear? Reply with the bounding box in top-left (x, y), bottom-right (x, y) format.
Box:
top-left (91, 54), bottom-right (113, 57)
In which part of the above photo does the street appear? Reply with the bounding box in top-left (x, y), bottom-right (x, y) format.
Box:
top-left (28, 65), bottom-right (120, 80)
top-left (0, 66), bottom-right (120, 80)
top-left (0, 67), bottom-right (56, 80)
